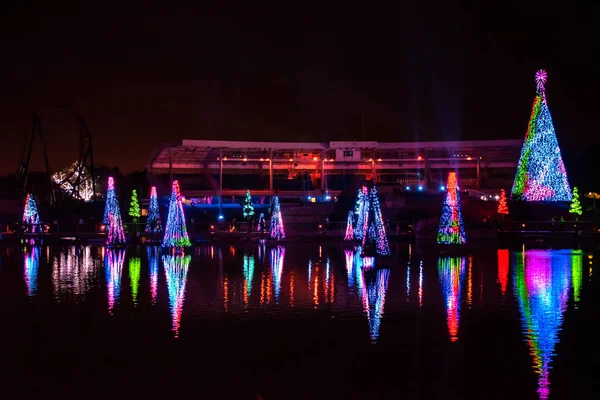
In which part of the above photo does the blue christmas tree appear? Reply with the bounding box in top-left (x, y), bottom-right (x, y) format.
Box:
top-left (145, 186), bottom-right (163, 233)
top-left (437, 172), bottom-right (466, 245)
top-left (511, 70), bottom-right (572, 202)
top-left (162, 180), bottom-right (191, 247)
top-left (22, 193), bottom-right (42, 233)
top-left (269, 196), bottom-right (285, 240)
top-left (103, 177), bottom-right (126, 247)
top-left (361, 186), bottom-right (390, 256)
top-left (353, 186), bottom-right (369, 240)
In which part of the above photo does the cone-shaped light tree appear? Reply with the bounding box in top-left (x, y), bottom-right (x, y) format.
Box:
top-left (103, 177), bottom-right (126, 247)
top-left (162, 180), bottom-right (191, 247)
top-left (361, 186), bottom-right (390, 256)
top-left (437, 172), bottom-right (466, 245)
top-left (344, 210), bottom-right (355, 240)
top-left (497, 189), bottom-right (509, 215)
top-left (243, 190), bottom-right (255, 236)
top-left (269, 196), bottom-right (285, 240)
top-left (256, 213), bottom-right (266, 232)
top-left (569, 187), bottom-right (582, 215)
top-left (511, 70), bottom-right (572, 202)
top-left (23, 193), bottom-right (42, 232)
top-left (145, 186), bottom-right (163, 233)
top-left (129, 189), bottom-right (141, 222)
top-left (353, 186), bottom-right (369, 240)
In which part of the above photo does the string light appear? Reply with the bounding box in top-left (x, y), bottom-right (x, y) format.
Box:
top-left (353, 187), bottom-right (369, 241)
top-left (269, 196), bottom-right (285, 240)
top-left (569, 187), bottom-right (582, 215)
top-left (361, 186), bottom-right (390, 256)
top-left (129, 189), bottom-right (141, 222)
top-left (344, 210), bottom-right (355, 240)
top-left (243, 190), bottom-right (255, 219)
top-left (437, 172), bottom-right (467, 245)
top-left (22, 193), bottom-right (42, 232)
top-left (162, 180), bottom-right (191, 247)
top-left (497, 188), bottom-right (509, 215)
top-left (512, 70), bottom-right (572, 202)
top-left (145, 186), bottom-right (163, 233)
top-left (103, 177), bottom-right (126, 247)
top-left (256, 213), bottom-right (266, 232)
top-left (163, 253), bottom-right (191, 338)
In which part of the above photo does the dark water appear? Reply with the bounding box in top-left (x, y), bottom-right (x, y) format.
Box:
top-left (1, 242), bottom-right (599, 399)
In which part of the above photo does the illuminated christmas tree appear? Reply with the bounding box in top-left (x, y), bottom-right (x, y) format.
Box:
top-left (511, 70), bottom-right (572, 202)
top-left (569, 186), bottom-right (582, 215)
top-left (162, 180), bottom-right (191, 247)
top-left (129, 189), bottom-right (141, 222)
top-left (22, 193), bottom-right (42, 232)
top-left (269, 196), bottom-right (285, 240)
top-left (437, 171), bottom-right (466, 245)
top-left (497, 188), bottom-right (509, 215)
top-left (256, 213), bottom-right (266, 232)
top-left (145, 186), bottom-right (162, 233)
top-left (344, 210), bottom-right (355, 240)
top-left (103, 177), bottom-right (125, 247)
top-left (243, 190), bottom-right (255, 236)
top-left (353, 186), bottom-right (369, 240)
top-left (361, 186), bottom-right (390, 256)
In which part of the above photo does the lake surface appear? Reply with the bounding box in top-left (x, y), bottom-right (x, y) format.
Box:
top-left (1, 242), bottom-right (598, 399)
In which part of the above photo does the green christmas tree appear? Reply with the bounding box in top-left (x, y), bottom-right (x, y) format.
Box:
top-left (129, 189), bottom-right (141, 222)
top-left (243, 190), bottom-right (255, 236)
top-left (569, 186), bottom-right (582, 216)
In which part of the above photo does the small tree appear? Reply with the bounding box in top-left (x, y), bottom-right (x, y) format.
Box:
top-left (243, 190), bottom-right (255, 236)
top-left (497, 189), bottom-right (509, 216)
top-left (569, 187), bottom-right (582, 216)
top-left (129, 189), bottom-right (141, 222)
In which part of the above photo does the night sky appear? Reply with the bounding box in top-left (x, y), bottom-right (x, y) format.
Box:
top-left (0, 2), bottom-right (594, 176)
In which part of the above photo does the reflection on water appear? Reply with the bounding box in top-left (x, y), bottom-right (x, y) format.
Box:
top-left (163, 253), bottom-right (191, 338)
top-left (270, 246), bottom-right (285, 302)
top-left (438, 256), bottom-right (466, 342)
top-left (147, 246), bottom-right (160, 305)
top-left (52, 246), bottom-right (96, 300)
top-left (105, 249), bottom-right (125, 313)
top-left (498, 249), bottom-right (509, 296)
top-left (129, 257), bottom-right (141, 305)
top-left (514, 249), bottom-right (584, 399)
top-left (24, 246), bottom-right (40, 296)
top-left (345, 246), bottom-right (389, 343)
top-left (2, 243), bottom-right (596, 398)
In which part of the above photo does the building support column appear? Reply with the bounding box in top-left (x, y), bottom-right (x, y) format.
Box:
top-left (476, 158), bottom-right (481, 188)
top-left (219, 149), bottom-right (223, 193)
top-left (169, 146), bottom-right (173, 184)
top-left (269, 149), bottom-right (273, 192)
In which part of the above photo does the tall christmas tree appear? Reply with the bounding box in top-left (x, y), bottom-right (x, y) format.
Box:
top-left (437, 171), bottom-right (466, 245)
top-left (353, 186), bottom-right (369, 240)
top-left (269, 196), bottom-right (285, 240)
top-left (145, 186), bottom-right (163, 233)
top-left (344, 210), bottom-right (355, 240)
top-left (243, 190), bottom-right (255, 235)
top-left (361, 186), bottom-right (390, 256)
top-left (103, 177), bottom-right (126, 247)
top-left (511, 70), bottom-right (572, 202)
top-left (162, 180), bottom-right (191, 247)
top-left (129, 189), bottom-right (141, 222)
top-left (569, 186), bottom-right (582, 215)
top-left (497, 188), bottom-right (509, 215)
top-left (22, 193), bottom-right (42, 232)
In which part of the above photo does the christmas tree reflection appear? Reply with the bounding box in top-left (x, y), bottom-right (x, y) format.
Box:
top-left (105, 248), bottom-right (125, 313)
top-left (24, 246), bottom-right (40, 296)
top-left (514, 250), bottom-right (574, 399)
top-left (438, 256), bottom-right (466, 342)
top-left (163, 253), bottom-right (191, 338)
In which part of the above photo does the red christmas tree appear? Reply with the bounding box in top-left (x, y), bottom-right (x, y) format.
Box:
top-left (498, 189), bottom-right (509, 215)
